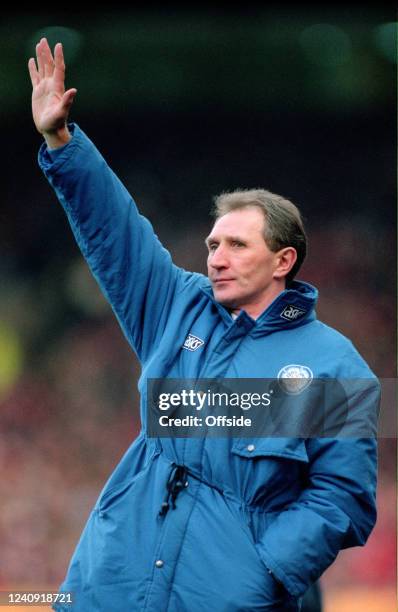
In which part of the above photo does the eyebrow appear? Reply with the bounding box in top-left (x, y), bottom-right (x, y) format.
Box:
top-left (204, 235), bottom-right (216, 247)
top-left (205, 234), bottom-right (246, 246)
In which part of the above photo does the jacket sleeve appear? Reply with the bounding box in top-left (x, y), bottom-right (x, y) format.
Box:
top-left (38, 123), bottom-right (185, 363)
top-left (255, 380), bottom-right (379, 598)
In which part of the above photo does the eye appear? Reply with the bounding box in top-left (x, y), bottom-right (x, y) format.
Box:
top-left (232, 240), bottom-right (245, 248)
top-left (208, 242), bottom-right (218, 252)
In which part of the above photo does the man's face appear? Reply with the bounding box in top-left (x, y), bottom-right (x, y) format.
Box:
top-left (206, 206), bottom-right (283, 316)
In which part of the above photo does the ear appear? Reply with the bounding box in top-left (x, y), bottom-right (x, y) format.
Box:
top-left (272, 247), bottom-right (297, 280)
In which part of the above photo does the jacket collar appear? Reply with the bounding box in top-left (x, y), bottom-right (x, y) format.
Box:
top-left (200, 279), bottom-right (318, 333)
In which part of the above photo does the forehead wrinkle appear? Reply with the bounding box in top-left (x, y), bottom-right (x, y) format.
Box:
top-left (207, 208), bottom-right (266, 246)
top-left (207, 228), bottom-right (259, 244)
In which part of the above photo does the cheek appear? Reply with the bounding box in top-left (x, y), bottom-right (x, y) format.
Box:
top-left (246, 261), bottom-right (270, 284)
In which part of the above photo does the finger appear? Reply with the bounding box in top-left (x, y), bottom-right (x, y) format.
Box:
top-left (53, 42), bottom-right (66, 89)
top-left (62, 88), bottom-right (77, 110)
top-left (28, 57), bottom-right (40, 87)
top-left (36, 40), bottom-right (45, 78)
top-left (41, 37), bottom-right (55, 78)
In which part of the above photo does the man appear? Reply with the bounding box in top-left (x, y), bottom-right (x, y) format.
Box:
top-left (29, 38), bottom-right (379, 611)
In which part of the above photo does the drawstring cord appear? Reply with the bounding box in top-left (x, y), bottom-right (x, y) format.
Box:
top-left (159, 465), bottom-right (188, 517)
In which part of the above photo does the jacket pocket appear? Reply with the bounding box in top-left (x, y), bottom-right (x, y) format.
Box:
top-left (231, 437), bottom-right (309, 463)
top-left (97, 479), bottom-right (136, 513)
top-left (95, 449), bottom-right (159, 514)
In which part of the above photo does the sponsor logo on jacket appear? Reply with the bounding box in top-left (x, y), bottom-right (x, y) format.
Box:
top-left (277, 364), bottom-right (313, 394)
top-left (183, 334), bottom-right (204, 351)
top-left (280, 304), bottom-right (307, 321)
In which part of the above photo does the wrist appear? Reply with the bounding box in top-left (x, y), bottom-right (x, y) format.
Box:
top-left (43, 125), bottom-right (72, 149)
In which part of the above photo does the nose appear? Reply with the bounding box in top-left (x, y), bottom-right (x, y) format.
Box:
top-left (209, 245), bottom-right (228, 269)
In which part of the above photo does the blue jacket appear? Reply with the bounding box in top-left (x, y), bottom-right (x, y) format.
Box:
top-left (39, 125), bottom-right (379, 612)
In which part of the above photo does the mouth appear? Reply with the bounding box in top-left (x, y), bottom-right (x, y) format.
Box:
top-left (213, 278), bottom-right (235, 284)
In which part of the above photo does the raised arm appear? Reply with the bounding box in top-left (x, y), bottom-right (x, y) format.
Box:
top-left (28, 40), bottom-right (201, 363)
top-left (28, 38), bottom-right (76, 149)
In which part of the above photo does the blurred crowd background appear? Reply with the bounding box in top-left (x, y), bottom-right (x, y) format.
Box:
top-left (0, 8), bottom-right (396, 611)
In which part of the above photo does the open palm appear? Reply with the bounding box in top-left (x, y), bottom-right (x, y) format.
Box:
top-left (28, 38), bottom-right (76, 135)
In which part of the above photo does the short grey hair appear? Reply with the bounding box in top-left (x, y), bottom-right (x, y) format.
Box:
top-left (213, 188), bottom-right (307, 283)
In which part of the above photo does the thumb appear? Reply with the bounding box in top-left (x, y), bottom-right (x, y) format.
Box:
top-left (62, 88), bottom-right (77, 109)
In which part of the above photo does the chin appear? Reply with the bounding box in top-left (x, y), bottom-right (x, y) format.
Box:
top-left (213, 291), bottom-right (240, 308)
